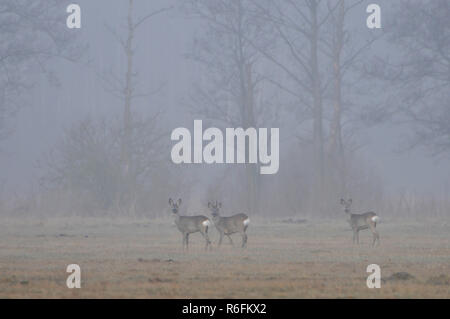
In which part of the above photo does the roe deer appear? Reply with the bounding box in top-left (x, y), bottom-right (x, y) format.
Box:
top-left (208, 201), bottom-right (250, 248)
top-left (169, 198), bottom-right (212, 251)
top-left (340, 198), bottom-right (380, 247)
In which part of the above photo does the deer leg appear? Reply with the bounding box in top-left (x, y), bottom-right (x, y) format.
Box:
top-left (241, 232), bottom-right (248, 248)
top-left (352, 230), bottom-right (357, 244)
top-left (356, 230), bottom-right (360, 245)
top-left (182, 233), bottom-right (186, 251)
top-left (207, 233), bottom-right (212, 250)
top-left (206, 232), bottom-right (212, 251)
top-left (200, 228), bottom-right (211, 251)
top-left (218, 232), bottom-right (224, 247)
top-left (227, 234), bottom-right (234, 246)
top-left (185, 233), bottom-right (189, 251)
top-left (370, 224), bottom-right (379, 247)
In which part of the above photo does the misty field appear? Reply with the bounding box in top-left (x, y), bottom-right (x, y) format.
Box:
top-left (0, 216), bottom-right (449, 298)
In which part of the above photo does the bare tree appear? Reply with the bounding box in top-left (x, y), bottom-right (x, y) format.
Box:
top-left (249, 0), bottom-right (383, 214)
top-left (182, 0), bottom-right (276, 215)
top-left (40, 114), bottom-right (167, 215)
top-left (322, 0), bottom-right (381, 196)
top-left (101, 0), bottom-right (171, 214)
top-left (247, 0), bottom-right (336, 214)
top-left (39, 1), bottom-right (173, 216)
top-left (368, 0), bottom-right (450, 157)
top-left (0, 0), bottom-right (79, 144)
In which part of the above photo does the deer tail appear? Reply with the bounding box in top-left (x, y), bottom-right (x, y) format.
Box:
top-left (202, 220), bottom-right (211, 228)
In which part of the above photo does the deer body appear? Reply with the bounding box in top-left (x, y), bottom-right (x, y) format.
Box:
top-left (208, 201), bottom-right (250, 248)
top-left (169, 198), bottom-right (211, 251)
top-left (341, 199), bottom-right (380, 247)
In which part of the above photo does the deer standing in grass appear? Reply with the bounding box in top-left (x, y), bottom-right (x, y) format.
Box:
top-left (208, 201), bottom-right (250, 248)
top-left (169, 198), bottom-right (212, 251)
top-left (340, 198), bottom-right (380, 247)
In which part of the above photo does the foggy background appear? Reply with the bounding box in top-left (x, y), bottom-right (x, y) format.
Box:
top-left (1, 0), bottom-right (449, 219)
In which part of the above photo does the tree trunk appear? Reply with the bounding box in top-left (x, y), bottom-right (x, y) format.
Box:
top-left (309, 1), bottom-right (325, 215)
top-left (329, 0), bottom-right (346, 195)
top-left (121, 0), bottom-right (136, 215)
top-left (245, 63), bottom-right (260, 216)
top-left (236, 0), bottom-right (260, 216)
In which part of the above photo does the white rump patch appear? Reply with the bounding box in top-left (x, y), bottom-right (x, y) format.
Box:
top-left (202, 220), bottom-right (211, 227)
top-left (243, 218), bottom-right (250, 226)
top-left (372, 216), bottom-right (379, 223)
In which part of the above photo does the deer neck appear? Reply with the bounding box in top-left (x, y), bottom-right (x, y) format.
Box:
top-left (211, 214), bottom-right (221, 224)
top-left (173, 213), bottom-right (181, 225)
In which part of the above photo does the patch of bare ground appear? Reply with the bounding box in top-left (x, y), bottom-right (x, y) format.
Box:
top-left (0, 217), bottom-right (449, 298)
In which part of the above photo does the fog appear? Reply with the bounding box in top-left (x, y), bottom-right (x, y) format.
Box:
top-left (1, 0), bottom-right (449, 218)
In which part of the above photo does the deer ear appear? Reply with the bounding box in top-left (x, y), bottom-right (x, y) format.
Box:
top-left (169, 198), bottom-right (173, 205)
top-left (208, 202), bottom-right (211, 208)
top-left (218, 202), bottom-right (222, 208)
top-left (177, 198), bottom-right (182, 206)
top-left (340, 198), bottom-right (345, 205)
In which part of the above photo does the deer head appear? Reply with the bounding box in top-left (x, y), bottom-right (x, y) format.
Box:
top-left (208, 200), bottom-right (222, 217)
top-left (340, 198), bottom-right (352, 214)
top-left (169, 198), bottom-right (182, 214)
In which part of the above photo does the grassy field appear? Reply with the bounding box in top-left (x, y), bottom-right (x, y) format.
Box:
top-left (0, 216), bottom-right (449, 298)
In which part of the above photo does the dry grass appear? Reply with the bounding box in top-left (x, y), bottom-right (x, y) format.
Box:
top-left (0, 216), bottom-right (449, 298)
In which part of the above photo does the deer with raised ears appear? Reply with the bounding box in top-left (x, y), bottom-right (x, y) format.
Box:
top-left (169, 198), bottom-right (212, 251)
top-left (208, 201), bottom-right (250, 248)
top-left (340, 198), bottom-right (380, 247)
